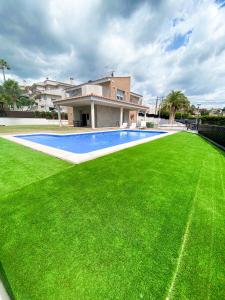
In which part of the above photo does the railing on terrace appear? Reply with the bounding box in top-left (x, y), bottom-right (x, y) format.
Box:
top-left (198, 124), bottom-right (225, 147)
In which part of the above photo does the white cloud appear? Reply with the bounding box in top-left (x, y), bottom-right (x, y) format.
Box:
top-left (0, 0), bottom-right (225, 108)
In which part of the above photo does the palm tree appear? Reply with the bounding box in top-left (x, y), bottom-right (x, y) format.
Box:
top-left (2, 79), bottom-right (21, 110)
top-left (163, 90), bottom-right (190, 124)
top-left (0, 59), bottom-right (10, 81)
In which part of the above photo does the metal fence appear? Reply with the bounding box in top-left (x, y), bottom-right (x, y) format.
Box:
top-left (0, 110), bottom-right (36, 118)
top-left (198, 124), bottom-right (225, 147)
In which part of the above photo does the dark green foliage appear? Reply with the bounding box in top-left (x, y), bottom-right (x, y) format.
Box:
top-left (34, 110), bottom-right (68, 119)
top-left (146, 122), bottom-right (154, 128)
top-left (162, 90), bottom-right (190, 123)
top-left (201, 116), bottom-right (225, 125)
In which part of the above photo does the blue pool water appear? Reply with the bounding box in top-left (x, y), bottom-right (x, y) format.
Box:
top-left (16, 130), bottom-right (166, 154)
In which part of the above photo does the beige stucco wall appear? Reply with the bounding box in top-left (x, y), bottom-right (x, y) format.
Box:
top-left (98, 77), bottom-right (131, 102)
top-left (67, 103), bottom-right (132, 128)
top-left (67, 107), bottom-right (74, 126)
top-left (110, 77), bottom-right (131, 101)
top-left (96, 105), bottom-right (129, 127)
top-left (99, 81), bottom-right (111, 98)
top-left (129, 111), bottom-right (138, 122)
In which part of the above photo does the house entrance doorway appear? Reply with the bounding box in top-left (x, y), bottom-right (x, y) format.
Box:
top-left (81, 113), bottom-right (89, 126)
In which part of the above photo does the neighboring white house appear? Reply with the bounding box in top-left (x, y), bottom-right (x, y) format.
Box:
top-left (21, 79), bottom-right (75, 112)
top-left (147, 104), bottom-right (159, 115)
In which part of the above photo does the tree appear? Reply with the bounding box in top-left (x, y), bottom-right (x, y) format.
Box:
top-left (188, 104), bottom-right (196, 115)
top-left (1, 79), bottom-right (21, 110)
top-left (17, 96), bottom-right (37, 111)
top-left (0, 59), bottom-right (10, 81)
top-left (0, 79), bottom-right (36, 111)
top-left (200, 108), bottom-right (209, 116)
top-left (163, 90), bottom-right (190, 124)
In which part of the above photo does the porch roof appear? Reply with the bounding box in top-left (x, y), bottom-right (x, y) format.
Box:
top-left (53, 94), bottom-right (148, 111)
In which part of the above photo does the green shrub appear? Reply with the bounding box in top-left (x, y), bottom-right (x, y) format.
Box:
top-left (175, 112), bottom-right (190, 119)
top-left (45, 111), bottom-right (52, 119)
top-left (159, 111), bottom-right (169, 119)
top-left (146, 122), bottom-right (154, 128)
top-left (34, 111), bottom-right (41, 118)
top-left (201, 116), bottom-right (225, 126)
top-left (34, 110), bottom-right (68, 120)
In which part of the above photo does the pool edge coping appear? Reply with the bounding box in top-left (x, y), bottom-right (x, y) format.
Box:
top-left (1, 129), bottom-right (176, 164)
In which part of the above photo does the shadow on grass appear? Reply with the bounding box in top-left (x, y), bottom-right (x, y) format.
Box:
top-left (0, 261), bottom-right (16, 300)
top-left (198, 134), bottom-right (225, 158)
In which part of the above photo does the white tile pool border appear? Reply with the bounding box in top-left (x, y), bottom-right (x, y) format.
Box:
top-left (1, 130), bottom-right (176, 164)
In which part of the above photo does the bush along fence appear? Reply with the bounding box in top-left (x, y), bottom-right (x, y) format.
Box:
top-left (34, 111), bottom-right (68, 120)
top-left (198, 124), bottom-right (225, 148)
top-left (0, 110), bottom-right (68, 120)
top-left (200, 116), bottom-right (225, 126)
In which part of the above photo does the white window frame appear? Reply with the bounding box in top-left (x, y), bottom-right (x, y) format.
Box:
top-left (116, 89), bottom-right (125, 101)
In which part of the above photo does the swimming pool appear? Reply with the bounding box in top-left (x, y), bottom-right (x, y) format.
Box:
top-left (16, 130), bottom-right (166, 154)
top-left (3, 129), bottom-right (173, 163)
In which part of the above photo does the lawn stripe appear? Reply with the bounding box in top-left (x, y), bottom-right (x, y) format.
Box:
top-left (165, 160), bottom-right (204, 300)
top-left (208, 150), bottom-right (225, 299)
top-left (0, 165), bottom-right (74, 203)
top-left (207, 150), bottom-right (225, 299)
top-left (207, 154), bottom-right (216, 300)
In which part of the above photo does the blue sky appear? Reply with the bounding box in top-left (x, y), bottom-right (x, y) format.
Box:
top-left (216, 0), bottom-right (225, 8)
top-left (166, 31), bottom-right (192, 51)
top-left (0, 0), bottom-right (225, 108)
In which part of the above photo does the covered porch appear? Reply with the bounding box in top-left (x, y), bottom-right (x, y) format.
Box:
top-left (53, 95), bottom-right (148, 129)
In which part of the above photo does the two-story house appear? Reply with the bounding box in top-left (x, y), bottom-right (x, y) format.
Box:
top-left (53, 76), bottom-right (148, 128)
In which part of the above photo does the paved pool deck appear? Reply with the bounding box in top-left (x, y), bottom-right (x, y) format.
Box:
top-left (1, 129), bottom-right (176, 164)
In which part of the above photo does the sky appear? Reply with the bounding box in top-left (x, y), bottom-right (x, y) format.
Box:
top-left (0, 0), bottom-right (225, 108)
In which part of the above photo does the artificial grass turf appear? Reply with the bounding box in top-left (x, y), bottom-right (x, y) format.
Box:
top-left (0, 137), bottom-right (71, 196)
top-left (0, 132), bottom-right (224, 299)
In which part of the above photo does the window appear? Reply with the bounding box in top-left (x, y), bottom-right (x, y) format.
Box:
top-left (116, 89), bottom-right (125, 100)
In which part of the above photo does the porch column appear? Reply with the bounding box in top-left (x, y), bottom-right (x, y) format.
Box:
top-left (137, 110), bottom-right (140, 124)
top-left (120, 107), bottom-right (123, 127)
top-left (144, 110), bottom-right (147, 121)
top-left (57, 105), bottom-right (62, 127)
top-left (91, 101), bottom-right (95, 129)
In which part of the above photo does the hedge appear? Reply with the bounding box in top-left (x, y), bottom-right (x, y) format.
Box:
top-left (34, 111), bottom-right (68, 120)
top-left (200, 116), bottom-right (225, 126)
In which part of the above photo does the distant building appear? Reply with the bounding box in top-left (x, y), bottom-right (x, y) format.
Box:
top-left (21, 79), bottom-right (74, 112)
top-left (209, 108), bottom-right (224, 116)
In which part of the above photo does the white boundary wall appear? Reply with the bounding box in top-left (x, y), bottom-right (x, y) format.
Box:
top-left (0, 280), bottom-right (10, 300)
top-left (0, 118), bottom-right (68, 126)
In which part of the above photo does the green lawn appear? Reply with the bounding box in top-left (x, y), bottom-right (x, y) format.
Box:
top-left (0, 132), bottom-right (224, 299)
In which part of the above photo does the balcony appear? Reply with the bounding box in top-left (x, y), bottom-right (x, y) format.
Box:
top-left (67, 84), bottom-right (103, 98)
